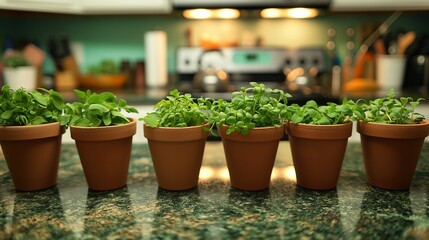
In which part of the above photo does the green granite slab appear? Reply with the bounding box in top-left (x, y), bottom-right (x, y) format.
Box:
top-left (0, 142), bottom-right (429, 239)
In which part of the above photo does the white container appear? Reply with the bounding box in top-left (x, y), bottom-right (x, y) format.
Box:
top-left (4, 66), bottom-right (37, 90)
top-left (144, 31), bottom-right (167, 88)
top-left (376, 55), bottom-right (406, 91)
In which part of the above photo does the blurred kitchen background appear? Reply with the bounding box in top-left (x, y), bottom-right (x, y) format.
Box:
top-left (1, 0), bottom-right (429, 105)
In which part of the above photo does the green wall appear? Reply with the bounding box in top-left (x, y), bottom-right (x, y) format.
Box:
top-left (1, 11), bottom-right (429, 74)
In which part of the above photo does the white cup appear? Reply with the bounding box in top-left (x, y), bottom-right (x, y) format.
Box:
top-left (376, 55), bottom-right (406, 91)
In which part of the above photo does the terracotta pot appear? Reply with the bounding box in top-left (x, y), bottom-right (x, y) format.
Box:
top-left (218, 125), bottom-right (285, 191)
top-left (286, 122), bottom-right (352, 190)
top-left (70, 119), bottom-right (136, 191)
top-left (0, 122), bottom-right (65, 191)
top-left (144, 123), bottom-right (209, 191)
top-left (357, 120), bottom-right (429, 190)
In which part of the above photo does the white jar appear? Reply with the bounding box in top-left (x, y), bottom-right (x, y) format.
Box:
top-left (3, 66), bottom-right (37, 90)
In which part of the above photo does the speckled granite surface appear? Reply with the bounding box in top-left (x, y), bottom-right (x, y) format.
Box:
top-left (0, 142), bottom-right (429, 239)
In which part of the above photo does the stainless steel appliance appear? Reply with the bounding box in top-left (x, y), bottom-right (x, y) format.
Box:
top-left (175, 46), bottom-right (337, 103)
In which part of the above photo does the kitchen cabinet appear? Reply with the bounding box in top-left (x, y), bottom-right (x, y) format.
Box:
top-left (331, 0), bottom-right (429, 11)
top-left (0, 0), bottom-right (171, 14)
top-left (80, 0), bottom-right (171, 14)
top-left (0, 0), bottom-right (80, 14)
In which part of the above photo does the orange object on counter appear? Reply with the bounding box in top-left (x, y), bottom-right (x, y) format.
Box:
top-left (354, 51), bottom-right (375, 80)
top-left (55, 71), bottom-right (78, 91)
top-left (200, 35), bottom-right (238, 50)
top-left (79, 74), bottom-right (127, 89)
top-left (343, 78), bottom-right (379, 92)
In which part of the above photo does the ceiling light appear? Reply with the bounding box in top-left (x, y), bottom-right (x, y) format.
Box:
top-left (261, 8), bottom-right (319, 19)
top-left (260, 8), bottom-right (282, 18)
top-left (183, 8), bottom-right (212, 19)
top-left (183, 8), bottom-right (240, 19)
top-left (215, 8), bottom-right (240, 19)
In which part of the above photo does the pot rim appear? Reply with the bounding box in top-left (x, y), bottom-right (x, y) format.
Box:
top-left (71, 118), bottom-right (137, 141)
top-left (0, 122), bottom-right (64, 141)
top-left (144, 122), bottom-right (209, 130)
top-left (357, 120), bottom-right (429, 139)
top-left (70, 118), bottom-right (136, 130)
top-left (286, 121), bottom-right (352, 127)
top-left (218, 124), bottom-right (285, 142)
top-left (144, 122), bottom-right (210, 142)
top-left (285, 121), bottom-right (353, 140)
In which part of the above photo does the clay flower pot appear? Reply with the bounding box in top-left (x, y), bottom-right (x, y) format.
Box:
top-left (357, 120), bottom-right (429, 190)
top-left (0, 122), bottom-right (65, 191)
top-left (286, 121), bottom-right (353, 190)
top-left (144, 123), bottom-right (209, 191)
top-left (218, 124), bottom-right (285, 191)
top-left (70, 118), bottom-right (136, 191)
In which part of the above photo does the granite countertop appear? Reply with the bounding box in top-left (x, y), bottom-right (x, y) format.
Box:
top-left (1, 142), bottom-right (429, 239)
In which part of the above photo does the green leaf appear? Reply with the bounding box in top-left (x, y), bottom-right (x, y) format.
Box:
top-left (50, 91), bottom-right (65, 110)
top-left (59, 115), bottom-right (70, 126)
top-left (29, 91), bottom-right (47, 107)
top-left (90, 118), bottom-right (102, 127)
top-left (62, 89), bottom-right (135, 127)
top-left (352, 89), bottom-right (426, 124)
top-left (291, 115), bottom-right (304, 123)
top-left (16, 115), bottom-right (28, 125)
top-left (103, 113), bottom-right (112, 126)
top-left (75, 118), bottom-right (92, 127)
top-left (88, 104), bottom-right (109, 114)
top-left (30, 116), bottom-right (46, 125)
top-left (208, 82), bottom-right (292, 134)
top-left (1, 110), bottom-right (13, 119)
top-left (74, 89), bottom-right (87, 101)
top-left (143, 89), bottom-right (208, 128)
top-left (118, 99), bottom-right (127, 108)
top-left (225, 116), bottom-right (236, 125)
top-left (142, 113), bottom-right (160, 128)
top-left (169, 89), bottom-right (179, 97)
top-left (0, 87), bottom-right (64, 126)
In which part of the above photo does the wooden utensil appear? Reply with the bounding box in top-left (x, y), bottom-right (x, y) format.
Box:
top-left (398, 31), bottom-right (416, 55)
top-left (374, 38), bottom-right (386, 55)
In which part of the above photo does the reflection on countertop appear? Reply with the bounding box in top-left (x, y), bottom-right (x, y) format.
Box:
top-left (1, 142), bottom-right (429, 239)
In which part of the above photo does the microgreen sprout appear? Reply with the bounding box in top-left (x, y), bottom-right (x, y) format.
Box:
top-left (287, 99), bottom-right (353, 125)
top-left (209, 82), bottom-right (292, 135)
top-left (0, 85), bottom-right (64, 126)
top-left (141, 89), bottom-right (209, 128)
top-left (61, 89), bottom-right (138, 127)
top-left (351, 89), bottom-right (425, 124)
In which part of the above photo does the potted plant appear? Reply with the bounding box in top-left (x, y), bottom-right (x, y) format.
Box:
top-left (285, 100), bottom-right (354, 190)
top-left (141, 89), bottom-right (209, 191)
top-left (0, 85), bottom-right (65, 191)
top-left (352, 89), bottom-right (429, 190)
top-left (209, 82), bottom-right (291, 191)
top-left (79, 59), bottom-right (127, 89)
top-left (61, 89), bottom-right (138, 191)
top-left (2, 54), bottom-right (37, 90)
